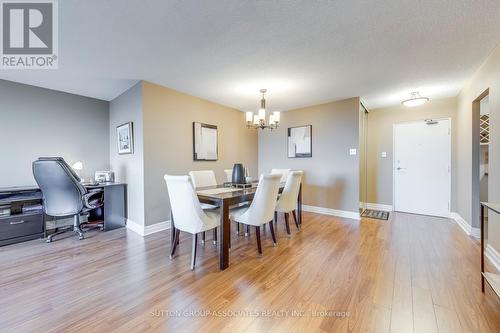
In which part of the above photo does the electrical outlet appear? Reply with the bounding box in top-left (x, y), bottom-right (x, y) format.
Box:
top-left (381, 151), bottom-right (387, 158)
top-left (349, 148), bottom-right (357, 156)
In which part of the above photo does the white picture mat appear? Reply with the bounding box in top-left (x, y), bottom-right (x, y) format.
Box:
top-left (194, 122), bottom-right (218, 160)
top-left (288, 126), bottom-right (311, 157)
top-left (117, 122), bottom-right (133, 154)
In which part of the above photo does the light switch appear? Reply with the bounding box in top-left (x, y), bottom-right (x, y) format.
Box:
top-left (381, 151), bottom-right (387, 158)
top-left (349, 148), bottom-right (357, 156)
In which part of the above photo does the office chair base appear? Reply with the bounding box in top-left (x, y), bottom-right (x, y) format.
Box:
top-left (46, 226), bottom-right (73, 243)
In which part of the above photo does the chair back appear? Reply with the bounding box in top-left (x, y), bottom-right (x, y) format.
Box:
top-left (224, 169), bottom-right (233, 183)
top-left (271, 168), bottom-right (291, 183)
top-left (32, 157), bottom-right (86, 217)
top-left (189, 170), bottom-right (217, 188)
top-left (164, 175), bottom-right (207, 233)
top-left (277, 171), bottom-right (303, 212)
top-left (245, 173), bottom-right (281, 224)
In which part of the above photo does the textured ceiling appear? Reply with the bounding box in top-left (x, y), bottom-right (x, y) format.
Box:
top-left (1, 0), bottom-right (499, 110)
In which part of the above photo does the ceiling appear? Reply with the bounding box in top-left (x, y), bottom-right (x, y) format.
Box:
top-left (1, 0), bottom-right (500, 110)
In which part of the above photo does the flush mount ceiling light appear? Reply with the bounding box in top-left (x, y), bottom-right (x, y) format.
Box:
top-left (401, 91), bottom-right (429, 107)
top-left (245, 89), bottom-right (280, 130)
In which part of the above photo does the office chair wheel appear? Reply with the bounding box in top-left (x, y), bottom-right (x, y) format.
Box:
top-left (46, 238), bottom-right (52, 243)
top-left (78, 235), bottom-right (84, 240)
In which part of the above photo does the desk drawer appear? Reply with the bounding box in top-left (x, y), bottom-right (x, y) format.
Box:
top-left (0, 213), bottom-right (44, 241)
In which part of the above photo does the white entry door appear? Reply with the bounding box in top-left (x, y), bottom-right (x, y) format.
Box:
top-left (393, 119), bottom-right (451, 217)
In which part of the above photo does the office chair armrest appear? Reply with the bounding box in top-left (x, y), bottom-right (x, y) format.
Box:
top-left (83, 190), bottom-right (104, 209)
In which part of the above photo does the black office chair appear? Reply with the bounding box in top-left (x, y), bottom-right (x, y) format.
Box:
top-left (32, 157), bottom-right (104, 243)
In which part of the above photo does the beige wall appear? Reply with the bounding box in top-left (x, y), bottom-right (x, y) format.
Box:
top-left (456, 44), bottom-right (500, 251)
top-left (142, 81), bottom-right (258, 226)
top-left (366, 97), bottom-right (457, 206)
top-left (258, 97), bottom-right (360, 213)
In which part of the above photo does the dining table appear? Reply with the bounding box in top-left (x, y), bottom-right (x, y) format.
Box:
top-left (170, 181), bottom-right (302, 270)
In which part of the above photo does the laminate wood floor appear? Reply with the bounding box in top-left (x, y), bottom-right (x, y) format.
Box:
top-left (0, 212), bottom-right (499, 333)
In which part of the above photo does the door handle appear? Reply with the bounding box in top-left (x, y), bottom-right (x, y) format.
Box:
top-left (396, 167), bottom-right (406, 171)
top-left (10, 220), bottom-right (25, 225)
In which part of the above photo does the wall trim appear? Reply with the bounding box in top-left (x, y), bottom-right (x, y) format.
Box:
top-left (485, 244), bottom-right (500, 272)
top-left (126, 219), bottom-right (144, 235)
top-left (364, 203), bottom-right (393, 211)
top-left (303, 204), bottom-right (360, 220)
top-left (144, 221), bottom-right (170, 236)
top-left (126, 219), bottom-right (170, 236)
top-left (449, 212), bottom-right (480, 238)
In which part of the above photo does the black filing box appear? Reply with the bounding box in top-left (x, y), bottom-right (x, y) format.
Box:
top-left (0, 187), bottom-right (45, 246)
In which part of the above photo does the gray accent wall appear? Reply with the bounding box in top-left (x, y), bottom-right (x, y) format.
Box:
top-left (258, 97), bottom-right (360, 213)
top-left (109, 82), bottom-right (145, 227)
top-left (0, 79), bottom-right (109, 187)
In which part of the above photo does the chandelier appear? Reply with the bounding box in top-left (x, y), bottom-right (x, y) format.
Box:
top-left (245, 89), bottom-right (280, 130)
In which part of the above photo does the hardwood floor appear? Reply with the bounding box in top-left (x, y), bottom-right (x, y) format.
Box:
top-left (0, 212), bottom-right (499, 332)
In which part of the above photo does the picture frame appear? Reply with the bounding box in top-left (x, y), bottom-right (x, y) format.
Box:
top-left (288, 125), bottom-right (312, 158)
top-left (116, 122), bottom-right (134, 155)
top-left (193, 122), bottom-right (218, 161)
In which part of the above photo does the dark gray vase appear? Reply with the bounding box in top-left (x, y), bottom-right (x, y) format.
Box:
top-left (232, 163), bottom-right (246, 184)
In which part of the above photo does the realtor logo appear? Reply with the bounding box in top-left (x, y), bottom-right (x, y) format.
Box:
top-left (1, 0), bottom-right (58, 69)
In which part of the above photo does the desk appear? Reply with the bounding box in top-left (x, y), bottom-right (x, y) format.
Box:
top-left (84, 182), bottom-right (127, 231)
top-left (173, 182), bottom-right (302, 270)
top-left (0, 183), bottom-right (127, 246)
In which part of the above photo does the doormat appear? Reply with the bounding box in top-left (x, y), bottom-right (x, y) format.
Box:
top-left (361, 209), bottom-right (390, 220)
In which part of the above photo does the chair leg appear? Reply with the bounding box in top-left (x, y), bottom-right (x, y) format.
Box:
top-left (73, 215), bottom-right (84, 240)
top-left (269, 221), bottom-right (277, 246)
top-left (284, 212), bottom-right (291, 237)
top-left (237, 222), bottom-right (240, 236)
top-left (191, 233), bottom-right (198, 270)
top-left (292, 210), bottom-right (300, 230)
top-left (46, 226), bottom-right (72, 243)
top-left (256, 226), bottom-right (263, 256)
top-left (170, 229), bottom-right (180, 259)
top-left (274, 211), bottom-right (278, 224)
top-left (201, 231), bottom-right (205, 245)
top-left (245, 225), bottom-right (250, 237)
top-left (213, 227), bottom-right (217, 245)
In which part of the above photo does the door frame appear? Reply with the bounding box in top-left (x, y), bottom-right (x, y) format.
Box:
top-left (392, 117), bottom-right (452, 217)
top-left (472, 89), bottom-right (489, 229)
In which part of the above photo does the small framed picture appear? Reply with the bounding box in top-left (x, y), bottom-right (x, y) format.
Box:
top-left (288, 125), bottom-right (312, 158)
top-left (116, 122), bottom-right (134, 155)
top-left (193, 122), bottom-right (218, 161)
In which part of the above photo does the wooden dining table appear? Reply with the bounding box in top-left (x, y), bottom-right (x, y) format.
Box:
top-left (170, 182), bottom-right (302, 270)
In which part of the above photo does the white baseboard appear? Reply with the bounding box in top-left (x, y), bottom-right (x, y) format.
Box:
top-left (449, 212), bottom-right (480, 238)
top-left (144, 221), bottom-right (170, 236)
top-left (126, 219), bottom-right (144, 235)
top-left (303, 204), bottom-right (360, 220)
top-left (126, 219), bottom-right (170, 236)
top-left (365, 203), bottom-right (393, 211)
top-left (486, 244), bottom-right (500, 272)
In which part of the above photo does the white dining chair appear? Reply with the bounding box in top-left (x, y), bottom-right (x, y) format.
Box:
top-left (224, 169), bottom-right (233, 183)
top-left (271, 168), bottom-right (291, 183)
top-left (275, 171), bottom-right (303, 236)
top-left (189, 170), bottom-right (217, 188)
top-left (230, 173), bottom-right (281, 256)
top-left (189, 170), bottom-right (219, 244)
top-left (164, 175), bottom-right (220, 270)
